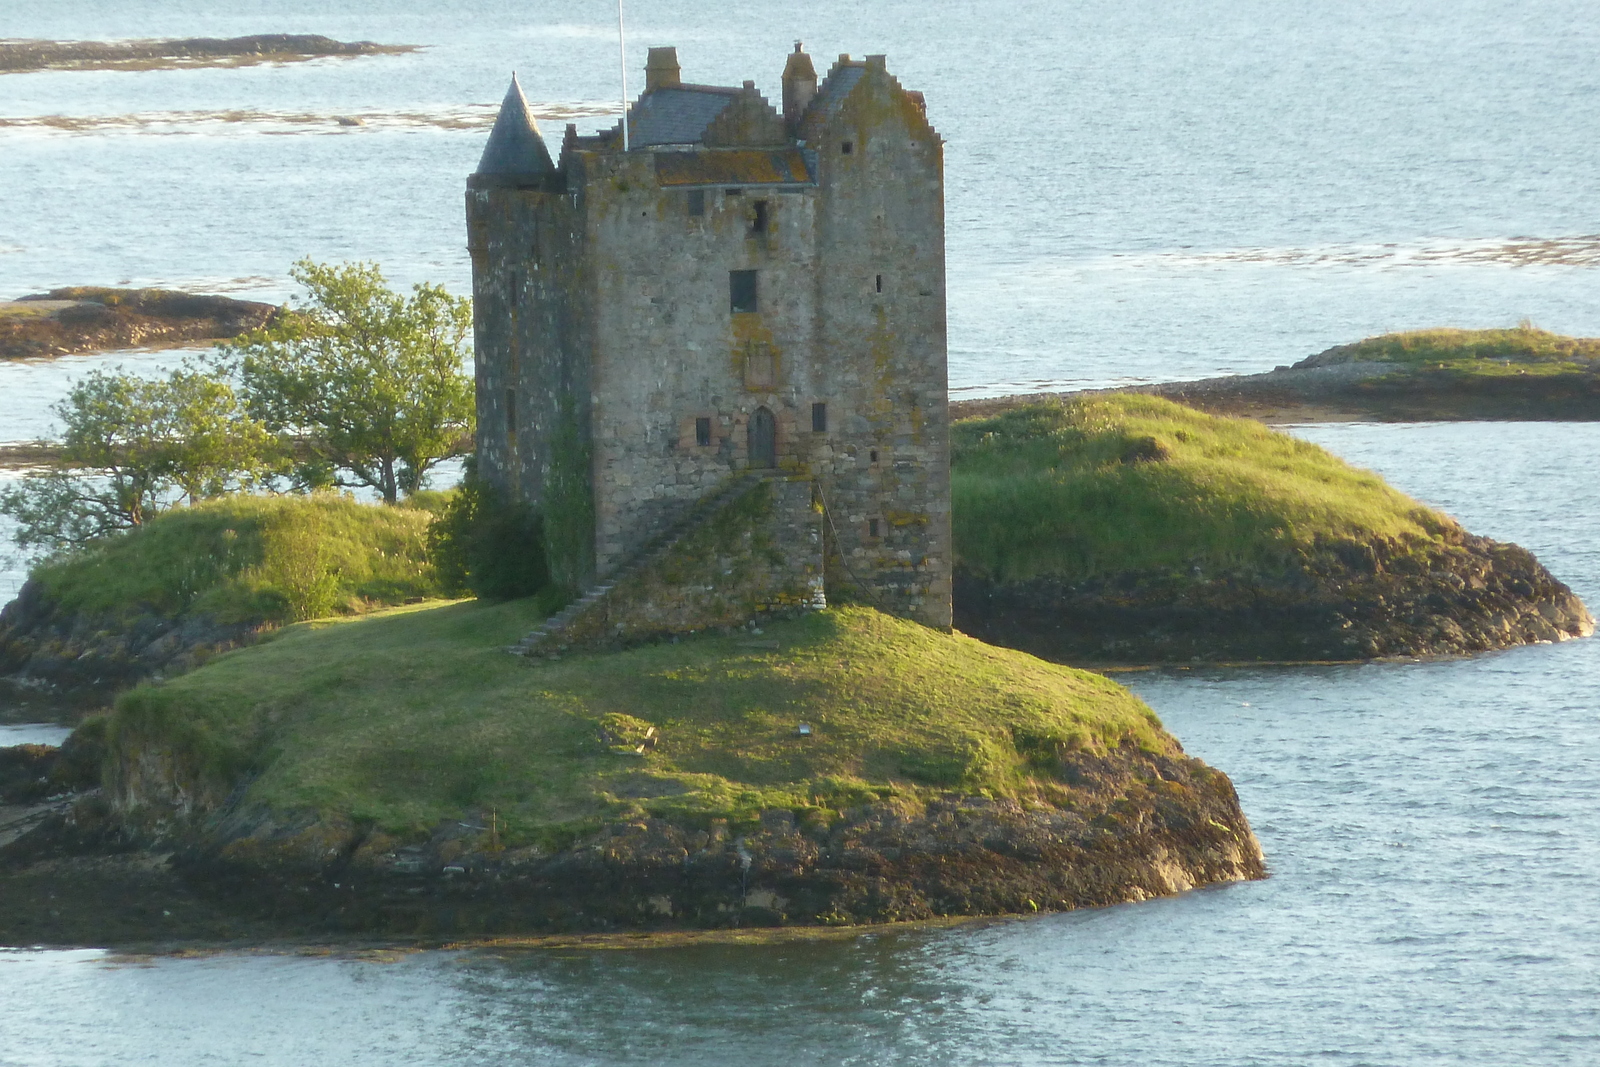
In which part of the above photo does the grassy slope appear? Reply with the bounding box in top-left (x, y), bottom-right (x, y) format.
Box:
top-left (111, 602), bottom-right (1168, 844)
top-left (34, 493), bottom-right (443, 623)
top-left (1316, 325), bottom-right (1600, 376)
top-left (951, 394), bottom-right (1454, 584)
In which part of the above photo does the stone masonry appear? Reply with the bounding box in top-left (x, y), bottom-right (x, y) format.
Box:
top-left (467, 45), bottom-right (950, 630)
top-left (536, 475), bottom-right (825, 653)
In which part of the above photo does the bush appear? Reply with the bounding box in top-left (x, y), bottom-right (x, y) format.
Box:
top-left (257, 507), bottom-right (340, 621)
top-left (428, 474), bottom-right (548, 601)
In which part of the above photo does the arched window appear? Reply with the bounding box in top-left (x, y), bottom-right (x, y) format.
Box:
top-left (748, 406), bottom-right (776, 468)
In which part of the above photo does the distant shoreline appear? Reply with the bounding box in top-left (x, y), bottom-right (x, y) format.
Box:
top-left (0, 34), bottom-right (417, 75)
top-left (953, 327), bottom-right (1600, 423)
top-left (953, 363), bottom-right (1600, 425)
top-left (0, 286), bottom-right (278, 363)
top-left (950, 363), bottom-right (1600, 424)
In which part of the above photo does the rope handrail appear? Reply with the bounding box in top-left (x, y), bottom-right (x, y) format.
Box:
top-left (811, 478), bottom-right (892, 613)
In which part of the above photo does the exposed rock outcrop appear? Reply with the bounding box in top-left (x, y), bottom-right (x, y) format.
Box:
top-left (955, 532), bottom-right (1594, 664)
top-left (1, 735), bottom-right (1262, 945)
top-left (0, 287), bottom-right (279, 360)
top-left (0, 579), bottom-right (263, 721)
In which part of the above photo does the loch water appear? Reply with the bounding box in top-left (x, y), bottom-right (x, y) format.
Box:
top-left (3, 2), bottom-right (1600, 1063)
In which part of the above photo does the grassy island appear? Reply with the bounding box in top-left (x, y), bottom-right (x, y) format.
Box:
top-left (47, 599), bottom-right (1263, 938)
top-left (10, 391), bottom-right (1586, 940)
top-left (1301, 324), bottom-right (1600, 374)
top-left (0, 287), bottom-right (278, 360)
top-left (113, 602), bottom-right (1162, 838)
top-left (952, 394), bottom-right (1448, 586)
top-left (949, 395), bottom-right (1592, 662)
top-left (0, 494), bottom-right (443, 720)
top-left (1023, 324), bottom-right (1600, 423)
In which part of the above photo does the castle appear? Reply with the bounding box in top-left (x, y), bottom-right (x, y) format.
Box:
top-left (466, 44), bottom-right (950, 640)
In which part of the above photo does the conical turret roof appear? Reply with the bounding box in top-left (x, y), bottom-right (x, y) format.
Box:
top-left (473, 75), bottom-right (555, 186)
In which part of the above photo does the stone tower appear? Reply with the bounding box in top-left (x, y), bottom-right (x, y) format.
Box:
top-left (467, 45), bottom-right (950, 630)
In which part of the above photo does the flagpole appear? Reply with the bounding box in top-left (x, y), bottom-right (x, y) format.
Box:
top-left (617, 0), bottom-right (630, 151)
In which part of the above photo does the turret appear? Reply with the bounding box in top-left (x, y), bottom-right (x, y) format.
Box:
top-left (470, 74), bottom-right (555, 188)
top-left (781, 42), bottom-right (817, 137)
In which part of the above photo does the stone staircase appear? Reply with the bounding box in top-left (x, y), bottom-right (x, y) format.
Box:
top-left (508, 472), bottom-right (771, 658)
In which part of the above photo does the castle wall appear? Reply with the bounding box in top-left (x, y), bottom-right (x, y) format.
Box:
top-left (809, 61), bottom-right (952, 629)
top-left (470, 51), bottom-right (951, 629)
top-left (580, 149), bottom-right (827, 576)
top-left (548, 476), bottom-right (824, 650)
top-left (468, 182), bottom-right (596, 591)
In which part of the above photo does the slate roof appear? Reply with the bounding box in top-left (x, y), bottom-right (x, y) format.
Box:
top-left (473, 75), bottom-right (555, 185)
top-left (799, 63), bottom-right (866, 141)
top-left (625, 85), bottom-right (740, 147)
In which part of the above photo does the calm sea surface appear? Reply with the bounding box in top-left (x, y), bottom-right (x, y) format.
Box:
top-left (3, 2), bottom-right (1599, 1062)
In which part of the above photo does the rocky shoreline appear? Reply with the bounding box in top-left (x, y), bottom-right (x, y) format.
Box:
top-left (954, 530), bottom-right (1593, 665)
top-left (0, 287), bottom-right (279, 361)
top-left (0, 579), bottom-right (265, 724)
top-left (0, 735), bottom-right (1262, 946)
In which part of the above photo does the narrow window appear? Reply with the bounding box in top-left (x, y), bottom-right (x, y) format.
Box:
top-left (505, 388), bottom-right (517, 433)
top-left (841, 141), bottom-right (853, 155)
top-left (870, 449), bottom-right (879, 463)
top-left (508, 269), bottom-right (520, 307)
top-left (751, 200), bottom-right (770, 234)
top-left (687, 189), bottom-right (705, 216)
top-left (868, 518), bottom-right (881, 538)
top-left (730, 270), bottom-right (759, 314)
top-left (875, 273), bottom-right (883, 293)
top-left (695, 416), bottom-right (712, 447)
top-left (812, 402), bottom-right (827, 433)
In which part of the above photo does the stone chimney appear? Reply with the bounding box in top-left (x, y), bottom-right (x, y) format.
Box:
top-left (645, 46), bottom-right (681, 92)
top-left (782, 42), bottom-right (817, 136)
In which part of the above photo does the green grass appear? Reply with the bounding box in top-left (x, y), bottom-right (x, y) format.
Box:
top-left (951, 394), bottom-right (1454, 584)
top-left (109, 603), bottom-right (1170, 844)
top-left (35, 493), bottom-right (444, 623)
top-left (1320, 324), bottom-right (1600, 367)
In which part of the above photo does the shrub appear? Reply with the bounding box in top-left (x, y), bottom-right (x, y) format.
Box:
top-left (427, 474), bottom-right (548, 601)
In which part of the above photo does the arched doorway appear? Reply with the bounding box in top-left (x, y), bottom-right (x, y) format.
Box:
top-left (748, 406), bottom-right (776, 468)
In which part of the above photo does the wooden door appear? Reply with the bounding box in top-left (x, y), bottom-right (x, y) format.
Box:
top-left (748, 406), bottom-right (776, 468)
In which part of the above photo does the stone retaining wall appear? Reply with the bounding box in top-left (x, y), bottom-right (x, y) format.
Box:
top-left (557, 476), bottom-right (824, 649)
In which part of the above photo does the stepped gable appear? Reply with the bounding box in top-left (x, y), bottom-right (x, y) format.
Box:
top-left (625, 84), bottom-right (738, 147)
top-left (606, 46), bottom-right (789, 149)
top-left (470, 74), bottom-right (555, 188)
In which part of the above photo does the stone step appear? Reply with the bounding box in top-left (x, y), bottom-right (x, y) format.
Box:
top-left (509, 473), bottom-right (778, 657)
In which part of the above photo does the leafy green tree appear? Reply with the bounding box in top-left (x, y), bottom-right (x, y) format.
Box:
top-left (222, 259), bottom-right (475, 504)
top-left (0, 365), bottom-right (273, 550)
